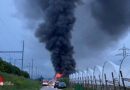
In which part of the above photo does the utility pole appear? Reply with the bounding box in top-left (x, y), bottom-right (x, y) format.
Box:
top-left (35, 66), bottom-right (38, 78)
top-left (29, 63), bottom-right (31, 75)
top-left (21, 40), bottom-right (24, 70)
top-left (116, 46), bottom-right (130, 86)
top-left (31, 59), bottom-right (34, 79)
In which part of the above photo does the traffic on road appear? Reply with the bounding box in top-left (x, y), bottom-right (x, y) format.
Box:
top-left (41, 80), bottom-right (66, 90)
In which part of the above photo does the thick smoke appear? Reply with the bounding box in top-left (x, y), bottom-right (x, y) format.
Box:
top-left (90, 0), bottom-right (130, 41)
top-left (35, 0), bottom-right (78, 77)
top-left (17, 0), bottom-right (78, 77)
top-left (15, 0), bottom-right (78, 77)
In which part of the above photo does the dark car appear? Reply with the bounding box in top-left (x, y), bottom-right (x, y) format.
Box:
top-left (57, 82), bottom-right (66, 89)
top-left (54, 81), bottom-right (59, 88)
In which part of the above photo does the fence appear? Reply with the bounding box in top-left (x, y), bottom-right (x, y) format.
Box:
top-left (70, 70), bottom-right (130, 90)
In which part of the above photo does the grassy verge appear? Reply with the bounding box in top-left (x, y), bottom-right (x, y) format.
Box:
top-left (0, 71), bottom-right (42, 90)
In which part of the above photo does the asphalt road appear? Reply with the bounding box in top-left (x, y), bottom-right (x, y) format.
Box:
top-left (40, 86), bottom-right (61, 90)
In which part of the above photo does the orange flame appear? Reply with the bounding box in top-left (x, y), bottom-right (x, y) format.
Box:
top-left (53, 72), bottom-right (63, 81)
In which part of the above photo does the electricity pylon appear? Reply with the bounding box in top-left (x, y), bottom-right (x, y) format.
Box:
top-left (116, 46), bottom-right (130, 86)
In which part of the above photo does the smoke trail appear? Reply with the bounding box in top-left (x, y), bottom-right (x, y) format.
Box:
top-left (34, 0), bottom-right (78, 77)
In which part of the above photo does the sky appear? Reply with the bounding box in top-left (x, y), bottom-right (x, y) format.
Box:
top-left (0, 0), bottom-right (54, 78)
top-left (0, 0), bottom-right (130, 78)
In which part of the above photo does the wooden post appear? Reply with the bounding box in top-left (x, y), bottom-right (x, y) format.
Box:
top-left (94, 76), bottom-right (97, 89)
top-left (104, 74), bottom-right (108, 90)
top-left (99, 75), bottom-right (102, 90)
top-left (112, 72), bottom-right (116, 90)
top-left (90, 76), bottom-right (93, 88)
top-left (88, 76), bottom-right (89, 89)
top-left (79, 77), bottom-right (80, 84)
top-left (120, 70), bottom-right (126, 90)
top-left (84, 79), bottom-right (86, 90)
top-left (85, 77), bottom-right (87, 89)
top-left (77, 78), bottom-right (78, 84)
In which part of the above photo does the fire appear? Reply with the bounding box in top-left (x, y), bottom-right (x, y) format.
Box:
top-left (55, 72), bottom-right (62, 78)
top-left (53, 72), bottom-right (63, 81)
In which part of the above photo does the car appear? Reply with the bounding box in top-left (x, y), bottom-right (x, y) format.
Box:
top-left (42, 80), bottom-right (49, 86)
top-left (54, 81), bottom-right (59, 88)
top-left (51, 81), bottom-right (56, 86)
top-left (57, 82), bottom-right (66, 89)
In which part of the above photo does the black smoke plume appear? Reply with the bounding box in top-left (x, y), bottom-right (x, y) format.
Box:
top-left (34, 0), bottom-right (78, 77)
top-left (15, 0), bottom-right (78, 77)
top-left (90, 0), bottom-right (130, 40)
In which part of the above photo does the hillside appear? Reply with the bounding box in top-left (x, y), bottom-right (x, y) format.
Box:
top-left (0, 71), bottom-right (41, 90)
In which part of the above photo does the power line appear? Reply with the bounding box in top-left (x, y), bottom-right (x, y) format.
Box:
top-left (0, 41), bottom-right (24, 70)
top-left (0, 51), bottom-right (22, 53)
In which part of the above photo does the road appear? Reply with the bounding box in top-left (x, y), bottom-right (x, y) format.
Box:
top-left (40, 86), bottom-right (61, 90)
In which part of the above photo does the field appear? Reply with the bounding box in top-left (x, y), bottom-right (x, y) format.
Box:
top-left (0, 71), bottom-right (41, 90)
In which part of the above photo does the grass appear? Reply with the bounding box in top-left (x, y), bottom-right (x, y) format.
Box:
top-left (0, 71), bottom-right (42, 90)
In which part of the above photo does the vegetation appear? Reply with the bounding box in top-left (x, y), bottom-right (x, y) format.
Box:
top-left (0, 71), bottom-right (41, 90)
top-left (0, 58), bottom-right (29, 78)
top-left (57, 77), bottom-right (95, 90)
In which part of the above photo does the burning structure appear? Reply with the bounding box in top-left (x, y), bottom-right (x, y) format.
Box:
top-left (53, 72), bottom-right (63, 81)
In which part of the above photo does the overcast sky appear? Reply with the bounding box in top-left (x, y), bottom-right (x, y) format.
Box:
top-left (0, 0), bottom-right (130, 78)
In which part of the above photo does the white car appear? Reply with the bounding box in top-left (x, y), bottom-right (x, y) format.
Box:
top-left (42, 81), bottom-right (49, 86)
top-left (0, 82), bottom-right (3, 86)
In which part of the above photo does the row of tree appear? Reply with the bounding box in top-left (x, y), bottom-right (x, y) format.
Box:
top-left (0, 58), bottom-right (29, 78)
